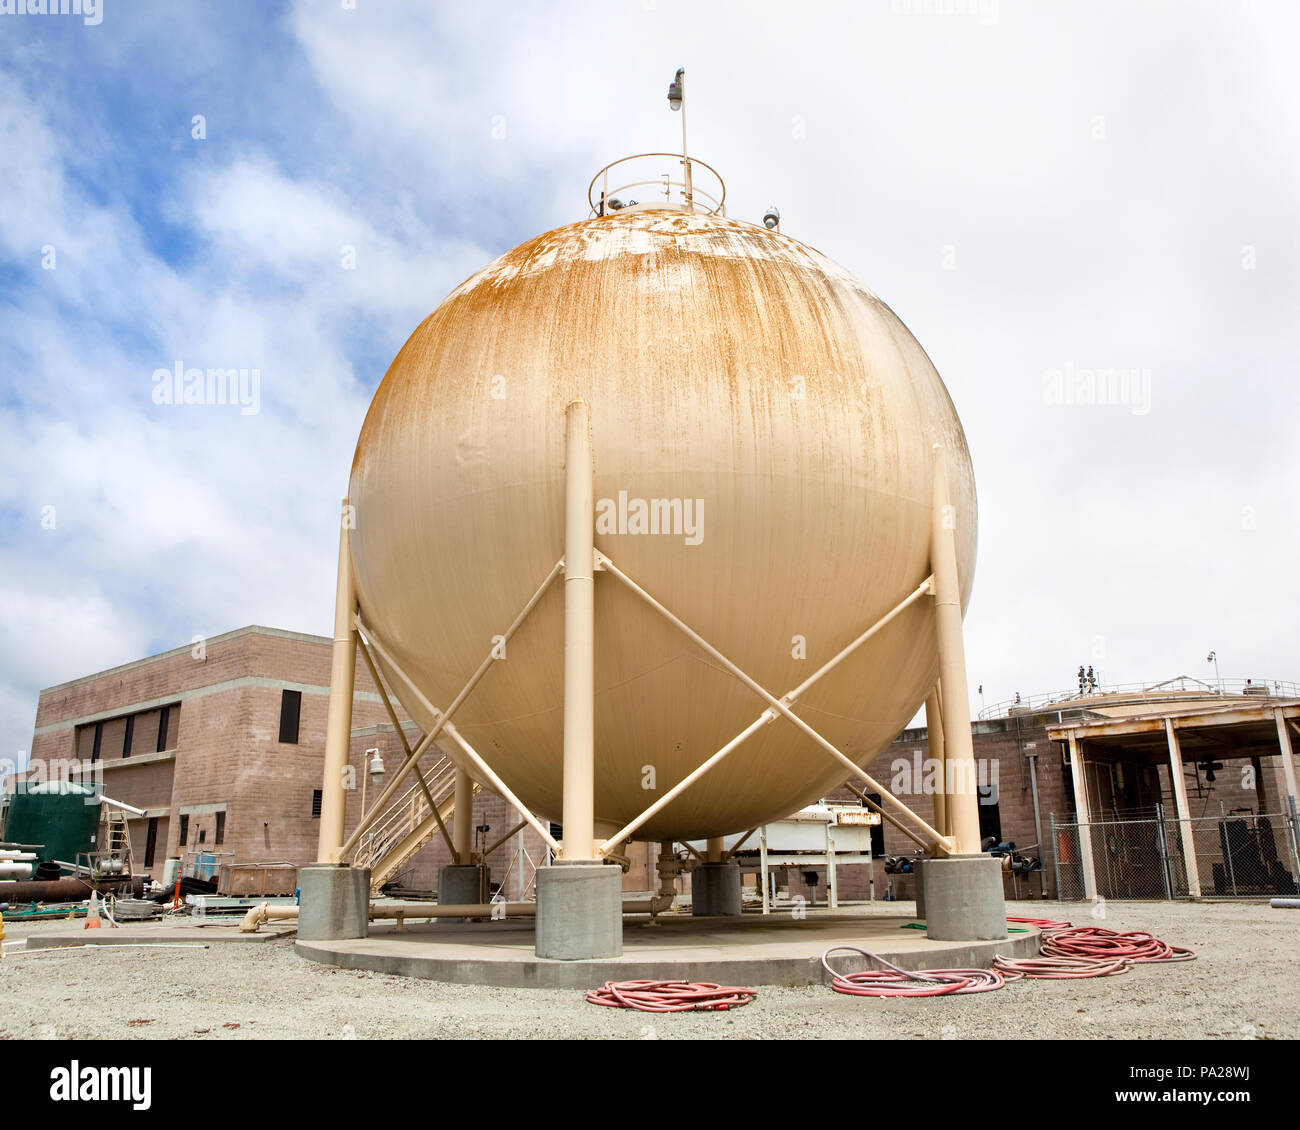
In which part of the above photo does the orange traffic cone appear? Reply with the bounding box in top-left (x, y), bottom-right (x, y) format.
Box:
top-left (84, 890), bottom-right (102, 930)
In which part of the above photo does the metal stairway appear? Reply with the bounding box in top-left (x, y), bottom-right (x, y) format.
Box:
top-left (351, 753), bottom-right (481, 891)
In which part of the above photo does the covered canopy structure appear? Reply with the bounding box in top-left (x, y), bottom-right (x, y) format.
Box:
top-left (1049, 696), bottom-right (1300, 899)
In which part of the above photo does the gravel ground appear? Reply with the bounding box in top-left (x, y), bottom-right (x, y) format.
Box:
top-left (0, 900), bottom-right (1294, 1040)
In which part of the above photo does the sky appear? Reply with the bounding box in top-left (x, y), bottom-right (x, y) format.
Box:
top-left (2, 0), bottom-right (1298, 769)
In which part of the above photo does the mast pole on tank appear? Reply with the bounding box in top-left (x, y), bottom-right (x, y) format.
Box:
top-left (668, 67), bottom-right (693, 210)
top-left (317, 498), bottom-right (358, 865)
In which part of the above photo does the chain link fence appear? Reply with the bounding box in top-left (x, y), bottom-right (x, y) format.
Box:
top-left (1051, 803), bottom-right (1300, 901)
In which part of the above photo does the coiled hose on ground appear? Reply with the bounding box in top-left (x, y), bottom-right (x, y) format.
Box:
top-left (585, 980), bottom-right (757, 1011)
top-left (587, 917), bottom-right (1196, 1008)
top-left (822, 917), bottom-right (1196, 997)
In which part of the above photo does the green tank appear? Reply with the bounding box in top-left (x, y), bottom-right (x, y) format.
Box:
top-left (3, 782), bottom-right (100, 865)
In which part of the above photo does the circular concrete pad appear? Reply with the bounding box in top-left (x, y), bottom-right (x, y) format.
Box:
top-left (296, 910), bottom-right (1041, 988)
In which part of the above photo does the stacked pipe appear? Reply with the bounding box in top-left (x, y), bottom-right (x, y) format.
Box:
top-left (0, 849), bottom-right (37, 881)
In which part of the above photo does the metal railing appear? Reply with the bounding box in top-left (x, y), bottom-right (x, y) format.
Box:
top-left (587, 153), bottom-right (726, 217)
top-left (1052, 803), bottom-right (1300, 901)
top-left (351, 754), bottom-right (458, 875)
top-left (981, 677), bottom-right (1300, 720)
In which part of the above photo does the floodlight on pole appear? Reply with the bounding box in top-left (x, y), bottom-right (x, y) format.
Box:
top-left (667, 68), bottom-right (683, 111)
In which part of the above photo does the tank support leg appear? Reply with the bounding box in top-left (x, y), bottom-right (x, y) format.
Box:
top-left (925, 447), bottom-right (1006, 941)
top-left (303, 500), bottom-right (371, 941)
top-left (929, 447), bottom-right (981, 857)
top-left (317, 498), bottom-right (358, 865)
top-left (453, 768), bottom-right (474, 865)
top-left (438, 766), bottom-right (489, 915)
top-left (926, 687), bottom-right (947, 839)
top-left (560, 399), bottom-right (597, 862)
top-left (536, 399), bottom-right (622, 959)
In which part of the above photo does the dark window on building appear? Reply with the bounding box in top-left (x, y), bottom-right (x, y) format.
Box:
top-left (311, 789), bottom-right (323, 818)
top-left (214, 811), bottom-right (225, 845)
top-left (865, 794), bottom-right (886, 859)
top-left (978, 785), bottom-right (1002, 844)
top-left (156, 706), bottom-right (170, 752)
top-left (198, 828), bottom-right (206, 844)
top-left (278, 689), bottom-right (301, 744)
top-left (144, 817), bottom-right (158, 869)
top-left (122, 715), bottom-right (134, 758)
top-left (178, 814), bottom-right (189, 846)
top-left (91, 722), bottom-right (103, 763)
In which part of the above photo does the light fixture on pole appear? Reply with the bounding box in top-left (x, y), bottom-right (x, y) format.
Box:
top-left (1206, 650), bottom-right (1222, 694)
top-left (667, 68), bottom-right (683, 111)
top-left (667, 67), bottom-right (693, 210)
top-left (360, 746), bottom-right (383, 817)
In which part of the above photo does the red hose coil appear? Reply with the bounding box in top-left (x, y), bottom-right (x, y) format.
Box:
top-left (820, 946), bottom-right (1011, 997)
top-left (1039, 925), bottom-right (1196, 963)
top-left (585, 980), bottom-right (757, 1011)
top-left (1006, 915), bottom-right (1073, 931)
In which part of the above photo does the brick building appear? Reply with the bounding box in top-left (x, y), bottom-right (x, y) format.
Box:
top-left (19, 626), bottom-right (398, 876)
top-left (14, 625), bottom-right (555, 892)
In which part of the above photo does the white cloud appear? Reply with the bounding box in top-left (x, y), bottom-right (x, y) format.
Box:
top-left (2, 0), bottom-right (1298, 764)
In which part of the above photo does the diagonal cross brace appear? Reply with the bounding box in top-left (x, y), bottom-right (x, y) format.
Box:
top-left (338, 559), bottom-right (563, 857)
top-left (354, 631), bottom-right (457, 860)
top-left (596, 554), bottom-right (953, 856)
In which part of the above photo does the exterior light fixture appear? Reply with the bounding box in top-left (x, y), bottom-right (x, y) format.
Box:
top-left (667, 68), bottom-right (684, 111)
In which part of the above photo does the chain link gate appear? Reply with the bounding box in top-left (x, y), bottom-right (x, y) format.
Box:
top-left (1051, 802), bottom-right (1300, 901)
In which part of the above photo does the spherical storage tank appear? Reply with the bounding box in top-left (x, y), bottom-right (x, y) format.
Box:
top-left (349, 204), bottom-right (976, 845)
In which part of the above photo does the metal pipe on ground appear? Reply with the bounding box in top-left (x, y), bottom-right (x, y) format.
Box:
top-left (242, 894), bottom-right (677, 933)
top-left (0, 877), bottom-right (145, 903)
top-left (369, 898), bottom-right (674, 920)
top-left (370, 902), bottom-right (537, 919)
top-left (239, 902), bottom-right (302, 933)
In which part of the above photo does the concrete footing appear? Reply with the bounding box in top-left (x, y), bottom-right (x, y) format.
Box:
top-left (914, 859), bottom-right (927, 921)
top-left (438, 865), bottom-right (489, 907)
top-left (298, 864), bottom-right (370, 941)
top-left (691, 861), bottom-right (742, 916)
top-left (923, 854), bottom-right (1007, 941)
top-left (535, 862), bottom-right (623, 959)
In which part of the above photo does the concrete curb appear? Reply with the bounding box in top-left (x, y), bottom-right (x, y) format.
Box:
top-left (295, 924), bottom-right (1040, 988)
